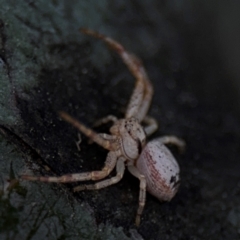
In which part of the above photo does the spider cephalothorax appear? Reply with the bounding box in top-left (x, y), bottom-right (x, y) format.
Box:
top-left (110, 117), bottom-right (146, 160)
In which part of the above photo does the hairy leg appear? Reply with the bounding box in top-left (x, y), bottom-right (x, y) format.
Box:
top-left (74, 157), bottom-right (125, 191)
top-left (135, 73), bottom-right (153, 122)
top-left (80, 28), bottom-right (149, 119)
top-left (142, 116), bottom-right (158, 136)
top-left (59, 111), bottom-right (117, 151)
top-left (155, 135), bottom-right (186, 153)
top-left (127, 165), bottom-right (146, 227)
top-left (21, 151), bottom-right (119, 183)
top-left (93, 115), bottom-right (118, 127)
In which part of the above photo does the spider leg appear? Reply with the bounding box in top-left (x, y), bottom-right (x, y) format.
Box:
top-left (80, 28), bottom-right (148, 119)
top-left (73, 157), bottom-right (125, 192)
top-left (155, 135), bottom-right (186, 153)
top-left (88, 132), bottom-right (117, 145)
top-left (59, 111), bottom-right (117, 151)
top-left (124, 57), bottom-right (146, 119)
top-left (143, 116), bottom-right (158, 136)
top-left (97, 133), bottom-right (116, 140)
top-left (127, 165), bottom-right (146, 227)
top-left (135, 72), bottom-right (153, 122)
top-left (93, 115), bottom-right (118, 127)
top-left (21, 151), bottom-right (119, 183)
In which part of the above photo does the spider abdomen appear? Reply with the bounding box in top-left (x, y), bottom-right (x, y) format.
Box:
top-left (136, 139), bottom-right (180, 201)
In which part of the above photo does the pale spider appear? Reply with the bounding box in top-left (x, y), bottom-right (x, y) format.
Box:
top-left (22, 28), bottom-right (185, 226)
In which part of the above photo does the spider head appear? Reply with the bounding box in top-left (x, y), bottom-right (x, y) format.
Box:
top-left (119, 117), bottom-right (146, 160)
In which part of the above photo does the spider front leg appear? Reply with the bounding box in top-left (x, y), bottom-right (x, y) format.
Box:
top-left (59, 111), bottom-right (117, 151)
top-left (21, 151), bottom-right (119, 183)
top-left (127, 165), bottom-right (147, 227)
top-left (80, 28), bottom-right (148, 120)
top-left (74, 157), bottom-right (125, 192)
